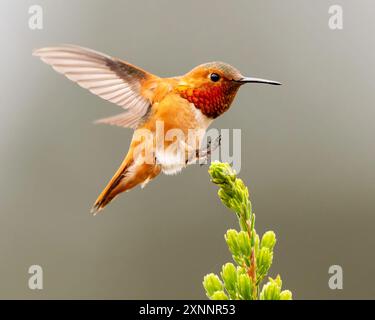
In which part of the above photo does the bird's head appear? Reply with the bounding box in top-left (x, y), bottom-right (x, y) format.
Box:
top-left (176, 61), bottom-right (280, 118)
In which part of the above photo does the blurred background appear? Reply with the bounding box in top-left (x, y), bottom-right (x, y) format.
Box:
top-left (0, 0), bottom-right (374, 299)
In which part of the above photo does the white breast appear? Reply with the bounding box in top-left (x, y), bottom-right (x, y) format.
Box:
top-left (191, 103), bottom-right (213, 131)
top-left (157, 103), bottom-right (213, 175)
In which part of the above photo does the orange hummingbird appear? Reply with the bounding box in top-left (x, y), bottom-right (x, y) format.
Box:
top-left (33, 45), bottom-right (280, 214)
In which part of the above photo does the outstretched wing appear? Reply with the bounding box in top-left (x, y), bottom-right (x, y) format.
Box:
top-left (33, 45), bottom-right (158, 128)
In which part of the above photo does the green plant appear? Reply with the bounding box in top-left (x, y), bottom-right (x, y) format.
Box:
top-left (202, 162), bottom-right (292, 300)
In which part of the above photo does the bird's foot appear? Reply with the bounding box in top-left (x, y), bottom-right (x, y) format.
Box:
top-left (197, 135), bottom-right (221, 166)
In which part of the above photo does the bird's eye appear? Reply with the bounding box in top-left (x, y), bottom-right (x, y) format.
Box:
top-left (210, 73), bottom-right (220, 82)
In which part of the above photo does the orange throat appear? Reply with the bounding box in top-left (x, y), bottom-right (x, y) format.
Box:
top-left (178, 82), bottom-right (240, 118)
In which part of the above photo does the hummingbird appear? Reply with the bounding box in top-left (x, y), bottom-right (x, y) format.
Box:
top-left (33, 45), bottom-right (280, 214)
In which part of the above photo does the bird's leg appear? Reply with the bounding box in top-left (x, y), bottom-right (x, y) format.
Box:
top-left (185, 135), bottom-right (221, 165)
top-left (184, 141), bottom-right (198, 165)
top-left (200, 134), bottom-right (221, 165)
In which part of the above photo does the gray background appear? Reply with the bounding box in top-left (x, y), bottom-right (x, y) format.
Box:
top-left (0, 0), bottom-right (374, 299)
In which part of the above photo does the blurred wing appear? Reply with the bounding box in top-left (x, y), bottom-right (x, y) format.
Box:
top-left (33, 45), bottom-right (157, 128)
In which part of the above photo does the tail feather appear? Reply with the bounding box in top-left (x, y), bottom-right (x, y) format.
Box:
top-left (91, 156), bottom-right (132, 215)
top-left (91, 156), bottom-right (161, 215)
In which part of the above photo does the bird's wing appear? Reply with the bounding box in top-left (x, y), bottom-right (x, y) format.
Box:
top-left (33, 45), bottom-right (159, 129)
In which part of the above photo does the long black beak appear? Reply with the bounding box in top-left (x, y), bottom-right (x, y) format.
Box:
top-left (236, 77), bottom-right (281, 85)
